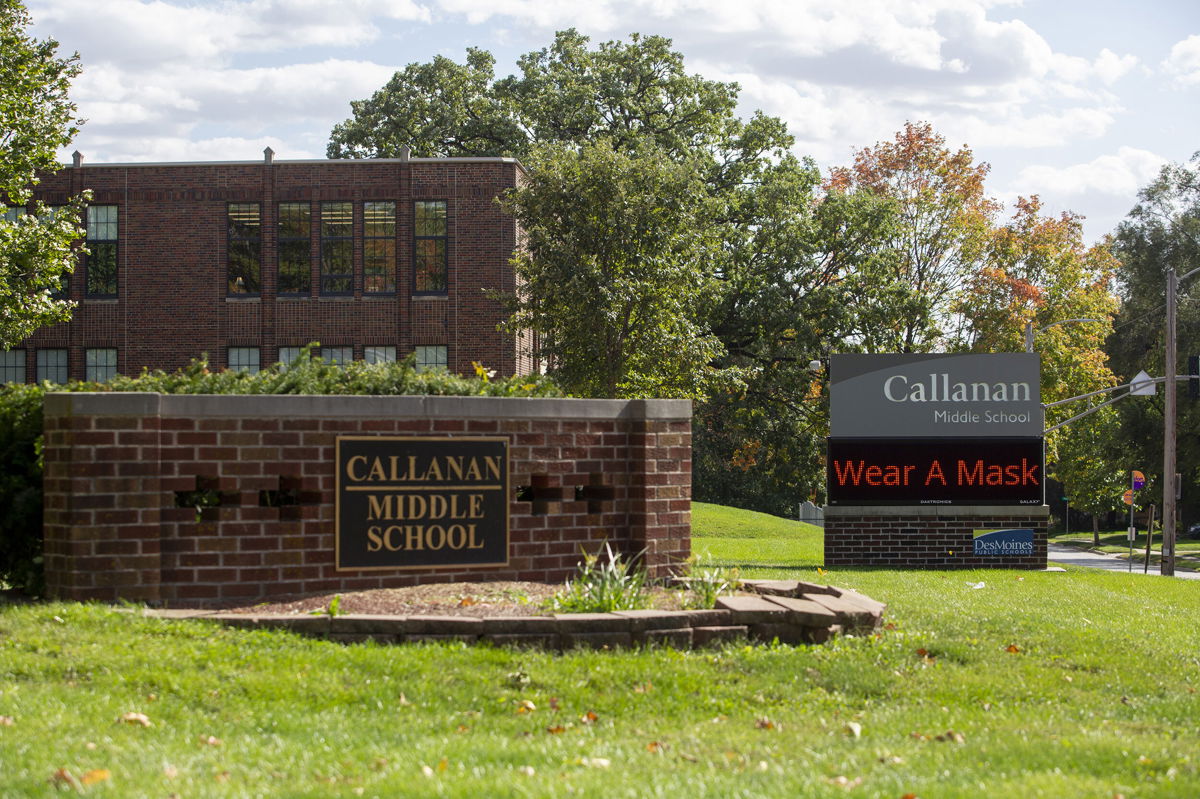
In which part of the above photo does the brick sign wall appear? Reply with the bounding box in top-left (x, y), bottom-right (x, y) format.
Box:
top-left (42, 393), bottom-right (691, 604)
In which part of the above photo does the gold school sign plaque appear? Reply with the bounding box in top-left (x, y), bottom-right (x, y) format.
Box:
top-left (336, 436), bottom-right (509, 571)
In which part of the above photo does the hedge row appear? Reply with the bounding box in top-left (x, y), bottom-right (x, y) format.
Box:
top-left (0, 347), bottom-right (560, 594)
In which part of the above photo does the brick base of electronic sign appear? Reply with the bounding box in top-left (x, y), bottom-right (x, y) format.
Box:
top-left (823, 506), bottom-right (1049, 569)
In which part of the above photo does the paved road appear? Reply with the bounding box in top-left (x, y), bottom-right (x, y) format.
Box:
top-left (1048, 544), bottom-right (1200, 580)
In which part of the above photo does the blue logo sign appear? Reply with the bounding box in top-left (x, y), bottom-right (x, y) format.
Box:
top-left (973, 528), bottom-right (1034, 557)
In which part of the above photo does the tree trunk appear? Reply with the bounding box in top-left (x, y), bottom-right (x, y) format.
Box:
top-left (1092, 514), bottom-right (1100, 548)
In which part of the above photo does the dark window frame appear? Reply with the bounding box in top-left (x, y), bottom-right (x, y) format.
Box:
top-left (363, 200), bottom-right (397, 294)
top-left (227, 203), bottom-right (262, 296)
top-left (36, 348), bottom-right (68, 384)
top-left (277, 201), bottom-right (312, 295)
top-left (320, 201), bottom-right (353, 295)
top-left (85, 205), bottom-right (118, 298)
top-left (413, 199), bottom-right (448, 295)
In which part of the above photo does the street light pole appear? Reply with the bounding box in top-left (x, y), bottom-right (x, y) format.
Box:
top-left (1163, 265), bottom-right (1200, 577)
top-left (1163, 269), bottom-right (1177, 576)
top-left (1025, 318), bottom-right (1104, 352)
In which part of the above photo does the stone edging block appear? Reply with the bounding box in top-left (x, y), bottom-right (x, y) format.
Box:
top-left (145, 582), bottom-right (886, 650)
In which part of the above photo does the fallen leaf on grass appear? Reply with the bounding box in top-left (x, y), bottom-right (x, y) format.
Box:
top-left (844, 721), bottom-right (862, 739)
top-left (646, 741), bottom-right (666, 753)
top-left (1006, 644), bottom-right (1021, 654)
top-left (421, 765), bottom-right (435, 778)
top-left (438, 757), bottom-right (448, 773)
top-left (81, 769), bottom-right (111, 786)
top-left (398, 693), bottom-right (412, 706)
top-left (215, 771), bottom-right (230, 783)
top-left (580, 711), bottom-right (598, 725)
top-left (199, 735), bottom-right (222, 747)
top-left (455, 724), bottom-right (470, 734)
top-left (678, 752), bottom-right (698, 762)
top-left (0, 716), bottom-right (13, 726)
top-left (518, 766), bottom-right (535, 776)
top-left (878, 755), bottom-right (904, 765)
top-left (164, 765), bottom-right (179, 779)
top-left (934, 730), bottom-right (966, 744)
top-left (633, 681), bottom-right (653, 693)
top-left (755, 718), bottom-right (777, 730)
top-left (84, 742), bottom-right (96, 750)
top-left (828, 775), bottom-right (863, 789)
top-left (50, 768), bottom-right (80, 790)
top-left (516, 699), bottom-right (536, 714)
top-left (1064, 675), bottom-right (1073, 683)
top-left (458, 596), bottom-right (477, 607)
top-left (119, 711), bottom-right (152, 727)
top-left (546, 725), bottom-right (567, 734)
top-left (901, 794), bottom-right (919, 799)
top-left (548, 697), bottom-right (560, 710)
top-left (580, 757), bottom-right (610, 768)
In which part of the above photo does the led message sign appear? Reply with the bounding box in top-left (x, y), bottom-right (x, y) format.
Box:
top-left (830, 353), bottom-right (1043, 438)
top-left (826, 438), bottom-right (1044, 506)
top-left (336, 436), bottom-right (509, 570)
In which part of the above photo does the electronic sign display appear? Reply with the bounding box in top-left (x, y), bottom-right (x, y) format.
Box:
top-left (826, 437), bottom-right (1044, 506)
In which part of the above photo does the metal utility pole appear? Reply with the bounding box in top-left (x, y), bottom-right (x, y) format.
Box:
top-left (1163, 269), bottom-right (1181, 575)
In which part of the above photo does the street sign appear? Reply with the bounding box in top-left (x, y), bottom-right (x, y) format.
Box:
top-left (1131, 470), bottom-right (1146, 491)
top-left (1123, 489), bottom-right (1134, 506)
top-left (1129, 370), bottom-right (1156, 396)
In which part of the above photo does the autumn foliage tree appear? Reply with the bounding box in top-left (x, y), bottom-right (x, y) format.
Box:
top-left (827, 121), bottom-right (997, 352)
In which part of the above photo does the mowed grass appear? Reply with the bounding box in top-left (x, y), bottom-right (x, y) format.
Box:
top-left (1, 505), bottom-right (1198, 798)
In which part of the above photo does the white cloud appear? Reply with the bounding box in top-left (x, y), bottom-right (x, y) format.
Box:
top-left (29, 0), bottom-right (430, 67)
top-left (1013, 147), bottom-right (1167, 198)
top-left (1163, 34), bottom-right (1200, 87)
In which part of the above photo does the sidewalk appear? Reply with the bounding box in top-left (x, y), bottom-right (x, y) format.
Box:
top-left (1048, 544), bottom-right (1200, 580)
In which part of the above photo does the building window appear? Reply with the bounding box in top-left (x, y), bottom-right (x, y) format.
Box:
top-left (228, 203), bottom-right (261, 295)
top-left (85, 348), bottom-right (117, 382)
top-left (3, 207), bottom-right (22, 222)
top-left (321, 346), bottom-right (352, 366)
top-left (0, 350), bottom-right (26, 383)
top-left (227, 347), bottom-right (260, 374)
top-left (414, 200), bottom-right (447, 293)
top-left (278, 202), bottom-right (311, 294)
top-left (277, 346), bottom-right (304, 367)
top-left (37, 348), bottom-right (68, 384)
top-left (364, 345), bottom-right (396, 365)
top-left (414, 345), bottom-right (447, 372)
top-left (40, 205), bottom-right (69, 296)
top-left (321, 202), bottom-right (353, 295)
top-left (364, 201), bottom-right (396, 294)
top-left (85, 205), bottom-right (118, 297)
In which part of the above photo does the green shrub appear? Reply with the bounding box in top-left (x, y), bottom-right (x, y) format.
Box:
top-left (0, 382), bottom-right (47, 594)
top-left (0, 346), bottom-right (560, 594)
top-left (545, 542), bottom-right (649, 613)
top-left (679, 552), bottom-right (740, 609)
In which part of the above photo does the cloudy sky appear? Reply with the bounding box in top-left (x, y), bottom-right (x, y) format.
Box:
top-left (26, 0), bottom-right (1200, 242)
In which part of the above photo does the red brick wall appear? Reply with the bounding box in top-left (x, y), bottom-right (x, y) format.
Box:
top-left (18, 156), bottom-right (524, 380)
top-left (42, 393), bottom-right (692, 605)
top-left (824, 506), bottom-right (1048, 568)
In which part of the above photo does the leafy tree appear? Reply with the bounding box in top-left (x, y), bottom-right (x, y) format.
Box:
top-left (827, 122), bottom-right (997, 352)
top-left (955, 197), bottom-right (1119, 459)
top-left (329, 29), bottom-right (791, 190)
top-left (695, 157), bottom-right (899, 515)
top-left (1051, 407), bottom-right (1126, 544)
top-left (0, 0), bottom-right (84, 347)
top-left (499, 139), bottom-right (727, 399)
top-left (1108, 155), bottom-right (1200, 527)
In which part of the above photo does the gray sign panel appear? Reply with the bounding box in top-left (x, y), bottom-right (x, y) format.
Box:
top-left (830, 353), bottom-right (1042, 438)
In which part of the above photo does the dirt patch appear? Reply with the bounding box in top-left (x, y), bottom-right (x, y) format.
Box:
top-left (218, 581), bottom-right (689, 617)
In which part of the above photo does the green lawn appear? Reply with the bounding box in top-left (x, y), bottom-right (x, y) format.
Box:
top-left (1, 504), bottom-right (1198, 797)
